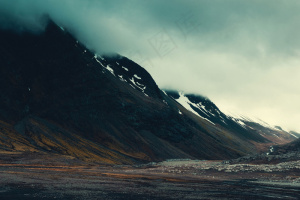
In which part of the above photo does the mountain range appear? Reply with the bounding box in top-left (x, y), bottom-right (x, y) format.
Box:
top-left (0, 21), bottom-right (298, 165)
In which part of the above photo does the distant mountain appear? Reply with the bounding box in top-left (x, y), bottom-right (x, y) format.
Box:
top-left (0, 21), bottom-right (296, 164)
top-left (226, 133), bottom-right (300, 165)
top-left (289, 131), bottom-right (300, 138)
top-left (165, 91), bottom-right (297, 152)
top-left (270, 136), bottom-right (300, 155)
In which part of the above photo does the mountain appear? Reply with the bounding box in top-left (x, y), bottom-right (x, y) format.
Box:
top-left (270, 137), bottom-right (300, 155)
top-left (289, 131), bottom-right (300, 138)
top-left (0, 21), bottom-right (296, 164)
top-left (226, 135), bottom-right (300, 165)
top-left (166, 91), bottom-right (297, 150)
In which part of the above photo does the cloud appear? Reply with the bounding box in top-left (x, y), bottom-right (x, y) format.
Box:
top-left (2, 0), bottom-right (300, 57)
top-left (1, 0), bottom-right (300, 131)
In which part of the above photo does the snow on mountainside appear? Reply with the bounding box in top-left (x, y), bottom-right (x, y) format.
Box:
top-left (0, 21), bottom-right (249, 163)
top-left (87, 53), bottom-right (296, 151)
top-left (174, 92), bottom-right (215, 125)
top-left (93, 54), bottom-right (161, 99)
top-left (164, 90), bottom-right (297, 152)
top-left (0, 20), bottom-right (297, 164)
top-left (289, 131), bottom-right (300, 139)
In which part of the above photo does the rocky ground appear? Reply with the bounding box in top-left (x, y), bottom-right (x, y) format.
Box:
top-left (0, 152), bottom-right (300, 200)
top-left (227, 151), bottom-right (300, 164)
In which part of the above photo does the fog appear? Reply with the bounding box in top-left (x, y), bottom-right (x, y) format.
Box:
top-left (1, 0), bottom-right (300, 131)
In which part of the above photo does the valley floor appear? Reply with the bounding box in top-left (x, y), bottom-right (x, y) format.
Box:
top-left (0, 153), bottom-right (300, 200)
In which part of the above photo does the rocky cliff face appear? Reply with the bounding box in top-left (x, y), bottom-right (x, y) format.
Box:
top-left (0, 21), bottom-right (296, 164)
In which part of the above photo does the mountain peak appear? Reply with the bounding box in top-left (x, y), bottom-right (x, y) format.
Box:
top-left (0, 20), bottom-right (296, 164)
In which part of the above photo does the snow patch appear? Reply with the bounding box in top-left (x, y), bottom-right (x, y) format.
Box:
top-left (122, 66), bottom-right (129, 71)
top-left (94, 55), bottom-right (115, 76)
top-left (106, 65), bottom-right (115, 76)
top-left (129, 78), bottom-right (146, 90)
top-left (162, 90), bottom-right (168, 96)
top-left (176, 92), bottom-right (215, 125)
top-left (221, 119), bottom-right (227, 125)
top-left (232, 118), bottom-right (247, 129)
top-left (134, 74), bottom-right (142, 79)
top-left (289, 132), bottom-right (299, 139)
top-left (129, 77), bottom-right (148, 97)
top-left (94, 55), bottom-right (105, 68)
top-left (194, 102), bottom-right (210, 117)
top-left (118, 75), bottom-right (127, 82)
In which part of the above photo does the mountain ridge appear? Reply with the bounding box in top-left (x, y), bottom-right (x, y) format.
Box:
top-left (0, 20), bottom-right (296, 164)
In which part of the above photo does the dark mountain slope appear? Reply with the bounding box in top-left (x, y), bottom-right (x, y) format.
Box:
top-left (0, 21), bottom-right (295, 164)
top-left (166, 91), bottom-right (297, 152)
top-left (271, 138), bottom-right (300, 155)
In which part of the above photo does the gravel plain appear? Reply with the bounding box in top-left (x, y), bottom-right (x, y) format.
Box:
top-left (0, 155), bottom-right (300, 200)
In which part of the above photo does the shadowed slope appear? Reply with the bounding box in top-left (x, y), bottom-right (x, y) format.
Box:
top-left (0, 21), bottom-right (295, 164)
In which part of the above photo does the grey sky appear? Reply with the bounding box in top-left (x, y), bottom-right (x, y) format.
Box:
top-left (0, 0), bottom-right (299, 131)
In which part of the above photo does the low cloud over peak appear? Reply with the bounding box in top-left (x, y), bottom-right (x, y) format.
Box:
top-left (1, 0), bottom-right (300, 131)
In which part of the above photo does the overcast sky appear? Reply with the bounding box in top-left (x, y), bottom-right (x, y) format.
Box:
top-left (1, 0), bottom-right (300, 131)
